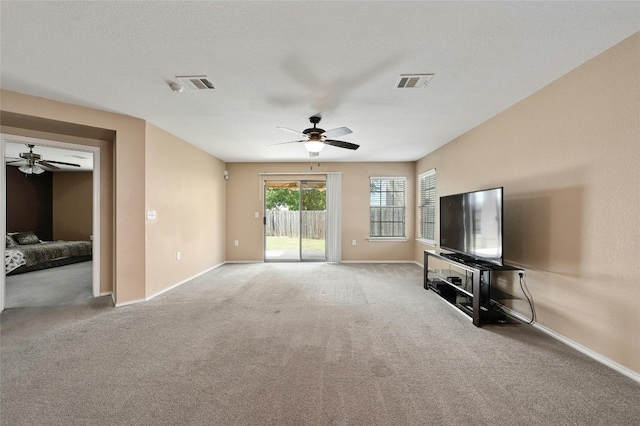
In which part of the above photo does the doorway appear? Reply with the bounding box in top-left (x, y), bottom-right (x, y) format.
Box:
top-left (1, 135), bottom-right (101, 311)
top-left (264, 180), bottom-right (326, 261)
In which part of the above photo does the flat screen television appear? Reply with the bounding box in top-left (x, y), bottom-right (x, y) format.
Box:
top-left (439, 187), bottom-right (503, 266)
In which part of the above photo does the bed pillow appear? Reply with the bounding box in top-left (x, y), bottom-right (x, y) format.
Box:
top-left (13, 231), bottom-right (41, 245)
top-left (6, 234), bottom-right (18, 248)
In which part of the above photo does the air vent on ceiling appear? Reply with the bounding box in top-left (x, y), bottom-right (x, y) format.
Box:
top-left (176, 75), bottom-right (215, 90)
top-left (396, 74), bottom-right (434, 89)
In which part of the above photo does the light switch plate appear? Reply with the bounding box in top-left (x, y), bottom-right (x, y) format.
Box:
top-left (147, 210), bottom-right (157, 220)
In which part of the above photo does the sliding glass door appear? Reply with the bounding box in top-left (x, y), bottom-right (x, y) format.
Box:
top-left (264, 181), bottom-right (300, 261)
top-left (300, 182), bottom-right (326, 261)
top-left (264, 180), bottom-right (326, 262)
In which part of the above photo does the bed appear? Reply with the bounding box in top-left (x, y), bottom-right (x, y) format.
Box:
top-left (5, 231), bottom-right (92, 275)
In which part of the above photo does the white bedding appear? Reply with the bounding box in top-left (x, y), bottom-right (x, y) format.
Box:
top-left (5, 249), bottom-right (26, 274)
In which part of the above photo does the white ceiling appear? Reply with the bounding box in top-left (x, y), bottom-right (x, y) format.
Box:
top-left (1, 2), bottom-right (638, 163)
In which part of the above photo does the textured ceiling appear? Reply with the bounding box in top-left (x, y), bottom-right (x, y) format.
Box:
top-left (1, 1), bottom-right (638, 163)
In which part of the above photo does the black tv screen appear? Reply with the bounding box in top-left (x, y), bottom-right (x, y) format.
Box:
top-left (439, 187), bottom-right (503, 265)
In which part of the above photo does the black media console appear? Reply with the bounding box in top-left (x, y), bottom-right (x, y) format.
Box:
top-left (424, 250), bottom-right (523, 327)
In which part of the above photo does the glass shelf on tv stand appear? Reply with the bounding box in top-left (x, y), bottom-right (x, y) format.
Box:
top-left (427, 268), bottom-right (474, 297)
top-left (424, 250), bottom-right (523, 326)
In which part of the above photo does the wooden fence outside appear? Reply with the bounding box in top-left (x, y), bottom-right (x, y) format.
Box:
top-left (265, 210), bottom-right (326, 239)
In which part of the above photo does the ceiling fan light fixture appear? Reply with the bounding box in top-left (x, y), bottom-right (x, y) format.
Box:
top-left (19, 164), bottom-right (45, 175)
top-left (305, 141), bottom-right (325, 153)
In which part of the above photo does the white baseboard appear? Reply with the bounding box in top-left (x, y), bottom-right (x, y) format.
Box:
top-left (225, 260), bottom-right (421, 265)
top-left (114, 297), bottom-right (146, 308)
top-left (114, 262), bottom-right (226, 307)
top-left (340, 260), bottom-right (419, 264)
top-left (145, 262), bottom-right (226, 301)
top-left (500, 306), bottom-right (640, 383)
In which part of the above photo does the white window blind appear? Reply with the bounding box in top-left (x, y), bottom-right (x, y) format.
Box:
top-left (370, 177), bottom-right (406, 238)
top-left (419, 170), bottom-right (436, 242)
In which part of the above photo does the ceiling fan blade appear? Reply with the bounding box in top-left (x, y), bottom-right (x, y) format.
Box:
top-left (38, 161), bottom-right (61, 171)
top-left (269, 140), bottom-right (307, 147)
top-left (39, 159), bottom-right (81, 167)
top-left (276, 127), bottom-right (307, 136)
top-left (5, 159), bottom-right (24, 164)
top-left (324, 139), bottom-right (360, 150)
top-left (322, 127), bottom-right (352, 138)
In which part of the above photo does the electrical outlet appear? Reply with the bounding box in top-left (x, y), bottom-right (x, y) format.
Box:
top-left (255, 212), bottom-right (259, 218)
top-left (352, 240), bottom-right (357, 246)
top-left (234, 240), bottom-right (239, 246)
top-left (176, 251), bottom-right (181, 260)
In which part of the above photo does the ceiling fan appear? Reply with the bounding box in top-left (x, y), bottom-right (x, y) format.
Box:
top-left (272, 115), bottom-right (360, 157)
top-left (5, 144), bottom-right (81, 175)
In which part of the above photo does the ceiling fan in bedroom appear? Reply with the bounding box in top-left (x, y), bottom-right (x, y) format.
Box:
top-left (271, 115), bottom-right (360, 157)
top-left (5, 144), bottom-right (81, 175)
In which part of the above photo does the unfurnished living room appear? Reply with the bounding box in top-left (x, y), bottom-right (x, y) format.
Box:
top-left (1, 2), bottom-right (639, 425)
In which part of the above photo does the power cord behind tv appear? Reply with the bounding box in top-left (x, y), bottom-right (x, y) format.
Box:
top-left (489, 270), bottom-right (535, 324)
top-left (519, 271), bottom-right (536, 324)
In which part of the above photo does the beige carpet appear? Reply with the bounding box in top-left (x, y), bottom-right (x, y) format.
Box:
top-left (1, 262), bottom-right (638, 425)
top-left (4, 260), bottom-right (93, 308)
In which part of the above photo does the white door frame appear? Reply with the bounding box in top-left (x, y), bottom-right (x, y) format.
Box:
top-left (1, 134), bottom-right (101, 311)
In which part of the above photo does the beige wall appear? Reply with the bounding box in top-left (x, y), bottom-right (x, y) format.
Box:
top-left (53, 172), bottom-right (93, 241)
top-left (144, 123), bottom-right (226, 297)
top-left (415, 34), bottom-right (640, 374)
top-left (225, 162), bottom-right (415, 262)
top-left (2, 89), bottom-right (143, 302)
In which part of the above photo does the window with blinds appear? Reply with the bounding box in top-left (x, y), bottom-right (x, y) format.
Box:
top-left (369, 177), bottom-right (406, 238)
top-left (419, 170), bottom-right (436, 242)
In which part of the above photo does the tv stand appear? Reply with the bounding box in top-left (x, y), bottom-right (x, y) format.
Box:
top-left (424, 250), bottom-right (522, 326)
